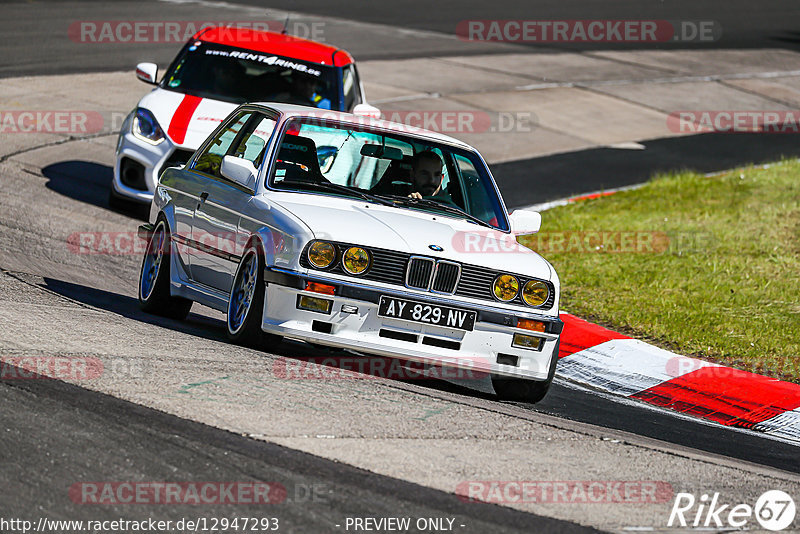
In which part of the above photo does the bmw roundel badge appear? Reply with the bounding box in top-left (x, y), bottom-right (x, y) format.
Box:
top-left (428, 245), bottom-right (444, 251)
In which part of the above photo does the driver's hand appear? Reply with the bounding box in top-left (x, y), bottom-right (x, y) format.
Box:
top-left (408, 192), bottom-right (422, 199)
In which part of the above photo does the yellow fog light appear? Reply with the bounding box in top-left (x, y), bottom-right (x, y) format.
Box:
top-left (512, 333), bottom-right (543, 350)
top-left (342, 247), bottom-right (370, 275)
top-left (522, 280), bottom-right (549, 307)
top-left (493, 274), bottom-right (519, 301)
top-left (308, 241), bottom-right (335, 269)
top-left (297, 295), bottom-right (333, 314)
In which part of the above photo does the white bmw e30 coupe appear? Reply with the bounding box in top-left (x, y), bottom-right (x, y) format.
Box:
top-left (137, 103), bottom-right (563, 402)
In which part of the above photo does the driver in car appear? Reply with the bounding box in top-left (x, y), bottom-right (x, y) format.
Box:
top-left (409, 150), bottom-right (446, 199)
top-left (291, 72), bottom-right (332, 110)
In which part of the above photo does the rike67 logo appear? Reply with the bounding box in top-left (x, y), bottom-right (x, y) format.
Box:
top-left (668, 490), bottom-right (796, 531)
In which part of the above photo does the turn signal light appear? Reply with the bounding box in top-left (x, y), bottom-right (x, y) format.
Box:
top-left (305, 281), bottom-right (336, 295)
top-left (517, 319), bottom-right (546, 332)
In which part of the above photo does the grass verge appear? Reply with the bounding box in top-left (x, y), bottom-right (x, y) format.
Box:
top-left (519, 159), bottom-right (800, 382)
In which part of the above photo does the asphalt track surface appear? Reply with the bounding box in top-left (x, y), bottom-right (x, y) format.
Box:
top-left (4, 0), bottom-right (800, 78)
top-left (248, 0), bottom-right (800, 51)
top-left (0, 363), bottom-right (597, 534)
top-left (2, 0), bottom-right (800, 531)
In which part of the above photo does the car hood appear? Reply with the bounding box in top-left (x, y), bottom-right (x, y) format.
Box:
top-left (138, 88), bottom-right (238, 148)
top-left (270, 192), bottom-right (553, 280)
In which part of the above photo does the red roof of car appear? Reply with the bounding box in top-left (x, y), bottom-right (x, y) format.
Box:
top-left (192, 26), bottom-right (355, 67)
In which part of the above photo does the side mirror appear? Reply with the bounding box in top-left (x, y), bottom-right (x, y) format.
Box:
top-left (136, 62), bottom-right (158, 85)
top-left (220, 155), bottom-right (257, 191)
top-left (353, 103), bottom-right (381, 119)
top-left (509, 210), bottom-right (542, 235)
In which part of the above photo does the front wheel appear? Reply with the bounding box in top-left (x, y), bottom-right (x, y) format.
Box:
top-left (138, 218), bottom-right (192, 319)
top-left (492, 341), bottom-right (560, 403)
top-left (227, 243), bottom-right (282, 350)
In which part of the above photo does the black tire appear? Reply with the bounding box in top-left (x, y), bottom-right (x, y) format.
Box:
top-left (227, 241), bottom-right (282, 350)
top-left (138, 217), bottom-right (192, 320)
top-left (492, 340), bottom-right (560, 403)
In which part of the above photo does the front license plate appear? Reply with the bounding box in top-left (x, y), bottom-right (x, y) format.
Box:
top-left (378, 296), bottom-right (476, 331)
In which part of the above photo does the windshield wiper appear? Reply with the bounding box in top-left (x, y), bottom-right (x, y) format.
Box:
top-left (275, 180), bottom-right (395, 207)
top-left (377, 195), bottom-right (495, 229)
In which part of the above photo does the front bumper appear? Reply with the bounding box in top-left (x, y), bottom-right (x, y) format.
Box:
top-left (113, 131), bottom-right (194, 203)
top-left (261, 268), bottom-right (562, 381)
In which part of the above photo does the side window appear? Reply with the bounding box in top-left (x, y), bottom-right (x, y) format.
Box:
top-left (427, 147), bottom-right (451, 191)
top-left (193, 111), bottom-right (252, 178)
top-left (193, 112), bottom-right (277, 178)
top-left (453, 153), bottom-right (503, 227)
top-left (234, 115), bottom-right (277, 169)
top-left (343, 65), bottom-right (362, 111)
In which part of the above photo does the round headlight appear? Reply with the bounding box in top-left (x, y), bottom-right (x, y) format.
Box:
top-left (308, 241), bottom-right (336, 269)
top-left (493, 274), bottom-right (519, 301)
top-left (342, 247), bottom-right (370, 275)
top-left (522, 280), bottom-right (549, 307)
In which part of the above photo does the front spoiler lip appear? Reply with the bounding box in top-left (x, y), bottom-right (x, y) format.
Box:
top-left (264, 266), bottom-right (563, 334)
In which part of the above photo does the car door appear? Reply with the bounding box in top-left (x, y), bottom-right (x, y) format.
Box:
top-left (188, 110), bottom-right (277, 293)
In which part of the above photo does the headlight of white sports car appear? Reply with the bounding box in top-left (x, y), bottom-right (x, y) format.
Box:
top-left (132, 108), bottom-right (165, 145)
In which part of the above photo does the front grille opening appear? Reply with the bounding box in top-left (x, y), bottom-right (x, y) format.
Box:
top-left (406, 257), bottom-right (434, 289)
top-left (312, 321), bottom-right (333, 334)
top-left (120, 158), bottom-right (147, 190)
top-left (432, 261), bottom-right (460, 294)
top-left (421, 336), bottom-right (461, 351)
top-left (379, 329), bottom-right (418, 343)
top-left (497, 353), bottom-right (520, 367)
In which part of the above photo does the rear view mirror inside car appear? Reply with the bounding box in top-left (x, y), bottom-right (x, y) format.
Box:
top-left (360, 144), bottom-right (403, 160)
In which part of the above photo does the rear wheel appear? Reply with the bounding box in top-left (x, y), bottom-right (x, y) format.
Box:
top-left (227, 243), bottom-right (282, 350)
top-left (492, 340), bottom-right (560, 403)
top-left (138, 217), bottom-right (192, 319)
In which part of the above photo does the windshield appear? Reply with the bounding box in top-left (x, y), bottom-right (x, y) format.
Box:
top-left (269, 118), bottom-right (509, 231)
top-left (161, 41), bottom-right (339, 108)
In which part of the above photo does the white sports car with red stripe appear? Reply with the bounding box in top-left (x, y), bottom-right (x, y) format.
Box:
top-left (113, 26), bottom-right (377, 205)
